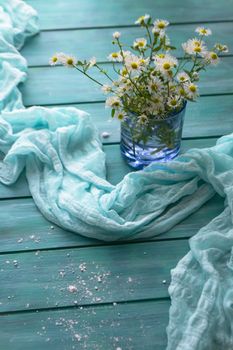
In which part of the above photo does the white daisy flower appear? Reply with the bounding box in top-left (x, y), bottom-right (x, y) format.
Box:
top-left (101, 84), bottom-right (112, 94)
top-left (60, 54), bottom-right (77, 67)
top-left (133, 38), bottom-right (147, 49)
top-left (135, 14), bottom-right (150, 25)
top-left (139, 57), bottom-right (150, 66)
top-left (115, 111), bottom-right (126, 120)
top-left (215, 43), bottom-right (229, 53)
top-left (195, 27), bottom-right (212, 36)
top-left (138, 114), bottom-right (149, 124)
top-left (192, 71), bottom-right (199, 81)
top-left (182, 39), bottom-right (207, 56)
top-left (88, 56), bottom-right (96, 67)
top-left (105, 96), bottom-right (122, 109)
top-left (204, 51), bottom-right (220, 65)
top-left (167, 96), bottom-right (181, 109)
top-left (185, 83), bottom-right (199, 99)
top-left (125, 54), bottom-right (143, 73)
top-left (107, 52), bottom-right (123, 62)
top-left (147, 77), bottom-right (163, 94)
top-left (49, 54), bottom-right (60, 66)
top-left (176, 71), bottom-right (190, 83)
top-left (113, 31), bottom-right (121, 39)
top-left (153, 19), bottom-right (169, 31)
top-left (154, 54), bottom-right (178, 75)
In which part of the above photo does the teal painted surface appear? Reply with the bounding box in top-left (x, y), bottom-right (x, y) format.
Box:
top-left (0, 240), bottom-right (189, 312)
top-left (26, 0), bottom-right (233, 29)
top-left (0, 300), bottom-right (169, 350)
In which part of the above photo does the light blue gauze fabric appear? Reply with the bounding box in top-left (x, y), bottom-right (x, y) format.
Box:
top-left (1, 1), bottom-right (233, 349)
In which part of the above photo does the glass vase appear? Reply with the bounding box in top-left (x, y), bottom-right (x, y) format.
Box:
top-left (120, 102), bottom-right (187, 169)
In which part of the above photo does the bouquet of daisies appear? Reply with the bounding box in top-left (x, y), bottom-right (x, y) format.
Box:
top-left (50, 14), bottom-right (228, 133)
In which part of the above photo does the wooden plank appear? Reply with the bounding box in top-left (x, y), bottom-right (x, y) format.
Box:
top-left (0, 137), bottom-right (218, 200)
top-left (0, 95), bottom-right (232, 150)
top-left (0, 300), bottom-right (169, 350)
top-left (0, 240), bottom-right (188, 312)
top-left (21, 57), bottom-right (233, 106)
top-left (26, 0), bottom-right (233, 30)
top-left (21, 22), bottom-right (233, 67)
top-left (0, 193), bottom-right (223, 253)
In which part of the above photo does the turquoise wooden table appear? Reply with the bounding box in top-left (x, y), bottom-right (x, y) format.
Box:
top-left (0, 0), bottom-right (233, 349)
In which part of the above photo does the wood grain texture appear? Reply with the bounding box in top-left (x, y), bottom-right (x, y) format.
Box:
top-left (26, 0), bottom-right (233, 30)
top-left (0, 240), bottom-right (189, 312)
top-left (20, 57), bottom-right (233, 106)
top-left (21, 22), bottom-right (233, 67)
top-left (0, 194), bottom-right (224, 253)
top-left (0, 300), bottom-right (169, 350)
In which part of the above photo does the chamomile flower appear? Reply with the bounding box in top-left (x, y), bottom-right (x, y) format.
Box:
top-left (60, 54), bottom-right (77, 67)
top-left (138, 114), bottom-right (149, 124)
top-left (88, 57), bottom-right (96, 67)
top-left (182, 39), bottom-right (207, 56)
top-left (115, 111), bottom-right (126, 120)
top-left (185, 83), bottom-right (198, 99)
top-left (176, 71), bottom-right (190, 83)
top-left (135, 14), bottom-right (150, 25)
top-left (125, 54), bottom-right (143, 73)
top-left (153, 19), bottom-right (169, 31)
top-left (204, 51), bottom-right (220, 65)
top-left (167, 96), bottom-right (181, 109)
top-left (147, 77), bottom-right (163, 94)
top-left (154, 54), bottom-right (178, 75)
top-left (105, 96), bottom-right (122, 109)
top-left (192, 71), bottom-right (199, 81)
top-left (139, 57), bottom-right (150, 66)
top-left (195, 27), bottom-right (212, 36)
top-left (133, 38), bottom-right (147, 50)
top-left (101, 84), bottom-right (112, 94)
top-left (215, 43), bottom-right (229, 53)
top-left (49, 54), bottom-right (60, 66)
top-left (107, 52), bottom-right (123, 62)
top-left (113, 31), bottom-right (121, 39)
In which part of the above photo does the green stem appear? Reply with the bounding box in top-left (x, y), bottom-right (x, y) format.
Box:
top-left (73, 65), bottom-right (103, 86)
top-left (95, 63), bottom-right (114, 83)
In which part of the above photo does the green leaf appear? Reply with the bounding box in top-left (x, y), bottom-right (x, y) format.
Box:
top-left (111, 109), bottom-right (115, 118)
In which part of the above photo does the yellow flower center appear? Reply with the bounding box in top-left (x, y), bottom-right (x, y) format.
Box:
top-left (163, 62), bottom-right (171, 70)
top-left (113, 101), bottom-right (120, 107)
top-left (200, 29), bottom-right (207, 34)
top-left (189, 85), bottom-right (197, 93)
top-left (194, 41), bottom-right (201, 47)
top-left (122, 68), bottom-right (127, 76)
top-left (211, 53), bottom-right (218, 59)
top-left (179, 88), bottom-right (185, 95)
top-left (52, 57), bottom-right (58, 63)
top-left (158, 54), bottom-right (165, 58)
top-left (138, 41), bottom-right (144, 47)
top-left (157, 22), bottom-right (165, 29)
top-left (194, 47), bottom-right (201, 53)
top-left (131, 62), bottom-right (139, 69)
top-left (170, 100), bottom-right (177, 106)
top-left (67, 58), bottom-right (74, 65)
top-left (151, 84), bottom-right (158, 91)
top-left (112, 52), bottom-right (118, 58)
top-left (118, 113), bottom-right (124, 120)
